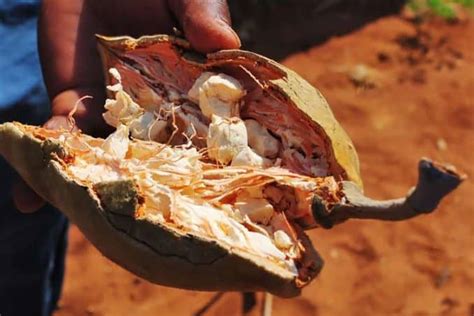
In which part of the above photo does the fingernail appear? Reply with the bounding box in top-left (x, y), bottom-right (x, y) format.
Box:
top-left (217, 19), bottom-right (241, 49)
top-left (227, 25), bottom-right (241, 48)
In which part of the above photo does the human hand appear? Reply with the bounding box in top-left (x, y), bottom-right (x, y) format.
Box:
top-left (12, 0), bottom-right (240, 213)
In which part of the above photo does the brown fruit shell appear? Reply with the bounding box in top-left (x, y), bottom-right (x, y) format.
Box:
top-left (0, 122), bottom-right (322, 297)
top-left (96, 34), bottom-right (363, 189)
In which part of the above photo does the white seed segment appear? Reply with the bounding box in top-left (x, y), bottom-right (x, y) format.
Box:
top-left (128, 112), bottom-right (168, 141)
top-left (231, 146), bottom-right (270, 168)
top-left (235, 197), bottom-right (275, 225)
top-left (101, 124), bottom-right (130, 159)
top-left (199, 95), bottom-right (237, 119)
top-left (245, 119), bottom-right (279, 158)
top-left (207, 115), bottom-right (248, 164)
top-left (103, 68), bottom-right (144, 128)
top-left (188, 72), bottom-right (245, 119)
top-left (103, 90), bottom-right (143, 127)
top-left (274, 230), bottom-right (293, 250)
top-left (187, 72), bottom-right (213, 102)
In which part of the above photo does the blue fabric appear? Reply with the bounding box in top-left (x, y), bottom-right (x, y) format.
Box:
top-left (0, 0), bottom-right (49, 113)
top-left (0, 1), bottom-right (68, 315)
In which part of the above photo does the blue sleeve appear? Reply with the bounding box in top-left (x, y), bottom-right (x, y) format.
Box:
top-left (0, 0), bottom-right (49, 118)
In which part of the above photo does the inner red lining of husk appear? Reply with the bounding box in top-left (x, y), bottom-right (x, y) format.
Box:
top-left (104, 42), bottom-right (341, 179)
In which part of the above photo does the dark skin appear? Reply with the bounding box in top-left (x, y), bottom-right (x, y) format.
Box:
top-left (12, 0), bottom-right (241, 213)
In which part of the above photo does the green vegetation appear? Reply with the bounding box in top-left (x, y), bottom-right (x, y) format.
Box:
top-left (408, 0), bottom-right (474, 20)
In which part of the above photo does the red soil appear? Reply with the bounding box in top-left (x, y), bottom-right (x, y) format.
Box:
top-left (55, 15), bottom-right (474, 316)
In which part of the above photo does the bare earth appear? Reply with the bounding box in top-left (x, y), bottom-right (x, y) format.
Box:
top-left (55, 15), bottom-right (474, 316)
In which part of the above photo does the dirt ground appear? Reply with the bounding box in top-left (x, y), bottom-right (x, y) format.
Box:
top-left (55, 15), bottom-right (474, 316)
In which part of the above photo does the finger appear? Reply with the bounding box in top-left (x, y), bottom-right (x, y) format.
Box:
top-left (12, 177), bottom-right (46, 214)
top-left (39, 0), bottom-right (105, 102)
top-left (39, 1), bottom-right (108, 136)
top-left (48, 87), bottom-right (112, 137)
top-left (169, 0), bottom-right (241, 53)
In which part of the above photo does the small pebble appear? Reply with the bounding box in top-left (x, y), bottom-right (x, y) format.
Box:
top-left (436, 138), bottom-right (448, 151)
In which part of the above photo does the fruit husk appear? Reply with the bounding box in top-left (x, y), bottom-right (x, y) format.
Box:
top-left (0, 122), bottom-right (322, 297)
top-left (96, 34), bottom-right (363, 189)
top-left (0, 35), bottom-right (362, 297)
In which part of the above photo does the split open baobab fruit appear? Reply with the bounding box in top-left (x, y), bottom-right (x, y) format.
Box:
top-left (0, 35), bottom-right (464, 298)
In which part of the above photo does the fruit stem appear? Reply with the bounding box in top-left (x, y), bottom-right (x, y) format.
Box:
top-left (312, 158), bottom-right (465, 229)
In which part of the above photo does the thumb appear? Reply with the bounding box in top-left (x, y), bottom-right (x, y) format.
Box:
top-left (168, 0), bottom-right (241, 53)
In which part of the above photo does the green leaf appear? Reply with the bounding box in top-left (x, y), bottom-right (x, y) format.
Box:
top-left (427, 0), bottom-right (457, 19)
